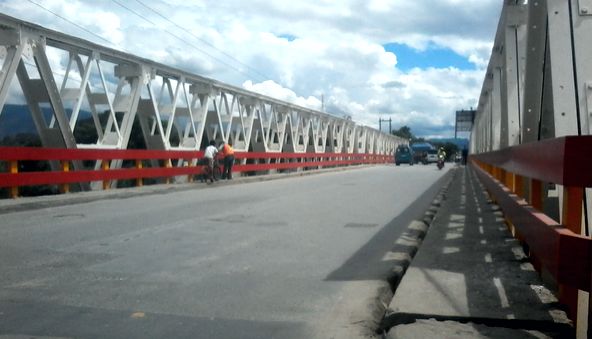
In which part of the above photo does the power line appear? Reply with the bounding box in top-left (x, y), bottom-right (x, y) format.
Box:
top-left (25, 0), bottom-right (114, 47)
top-left (132, 0), bottom-right (273, 82)
top-left (23, 60), bottom-right (85, 87)
top-left (26, 0), bottom-right (282, 94)
top-left (25, 0), bottom-right (260, 84)
top-left (111, 0), bottom-right (157, 26)
top-left (110, 0), bottom-right (263, 82)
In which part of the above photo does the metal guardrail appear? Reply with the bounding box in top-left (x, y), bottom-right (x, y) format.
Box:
top-left (0, 147), bottom-right (393, 198)
top-left (470, 136), bottom-right (592, 319)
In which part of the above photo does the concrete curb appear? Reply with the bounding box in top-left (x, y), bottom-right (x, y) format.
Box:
top-left (370, 168), bottom-right (457, 337)
top-left (385, 172), bottom-right (453, 294)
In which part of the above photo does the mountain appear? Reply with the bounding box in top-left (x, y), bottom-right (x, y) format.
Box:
top-left (0, 104), bottom-right (92, 139)
top-left (0, 104), bottom-right (38, 138)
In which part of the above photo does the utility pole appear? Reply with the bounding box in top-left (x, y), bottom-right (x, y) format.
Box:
top-left (379, 117), bottom-right (392, 134)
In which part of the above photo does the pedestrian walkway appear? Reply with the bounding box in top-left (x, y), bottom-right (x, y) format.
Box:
top-left (380, 166), bottom-right (574, 338)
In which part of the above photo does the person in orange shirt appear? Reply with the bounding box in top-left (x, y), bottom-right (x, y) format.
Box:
top-left (219, 141), bottom-right (235, 179)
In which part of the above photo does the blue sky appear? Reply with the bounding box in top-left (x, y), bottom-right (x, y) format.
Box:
top-left (383, 43), bottom-right (475, 71)
top-left (278, 34), bottom-right (297, 42)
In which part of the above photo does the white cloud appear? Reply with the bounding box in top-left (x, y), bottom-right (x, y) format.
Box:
top-left (0, 0), bottom-right (501, 137)
top-left (243, 80), bottom-right (322, 110)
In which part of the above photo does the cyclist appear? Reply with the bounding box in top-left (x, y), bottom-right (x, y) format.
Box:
top-left (204, 140), bottom-right (218, 183)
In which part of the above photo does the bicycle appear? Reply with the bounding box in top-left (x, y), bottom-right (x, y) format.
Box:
top-left (200, 157), bottom-right (222, 183)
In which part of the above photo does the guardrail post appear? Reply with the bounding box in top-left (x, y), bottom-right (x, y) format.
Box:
top-left (514, 174), bottom-right (525, 198)
top-left (60, 161), bottom-right (70, 194)
top-left (186, 160), bottom-right (193, 183)
top-left (488, 164), bottom-right (494, 177)
top-left (529, 179), bottom-right (543, 210)
top-left (101, 160), bottom-right (110, 190)
top-left (560, 186), bottom-right (585, 328)
top-left (528, 179), bottom-right (544, 273)
top-left (563, 186), bottom-right (584, 234)
top-left (504, 170), bottom-right (513, 191)
top-left (136, 160), bottom-right (143, 187)
top-left (165, 159), bottom-right (172, 184)
top-left (9, 160), bottom-right (18, 198)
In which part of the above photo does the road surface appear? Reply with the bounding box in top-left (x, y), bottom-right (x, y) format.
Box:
top-left (0, 164), bottom-right (450, 338)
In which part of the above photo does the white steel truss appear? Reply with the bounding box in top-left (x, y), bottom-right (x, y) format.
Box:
top-left (472, 0), bottom-right (592, 152)
top-left (0, 13), bottom-right (403, 162)
top-left (472, 2), bottom-right (592, 336)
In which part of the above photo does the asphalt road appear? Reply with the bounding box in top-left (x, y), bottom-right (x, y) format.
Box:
top-left (0, 164), bottom-right (450, 338)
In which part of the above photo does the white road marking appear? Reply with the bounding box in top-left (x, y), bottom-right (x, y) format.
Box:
top-left (493, 277), bottom-right (510, 308)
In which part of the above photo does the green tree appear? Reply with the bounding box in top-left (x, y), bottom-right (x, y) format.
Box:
top-left (391, 125), bottom-right (414, 140)
top-left (391, 126), bottom-right (427, 144)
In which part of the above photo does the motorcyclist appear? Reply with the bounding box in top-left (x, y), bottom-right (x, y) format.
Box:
top-left (437, 147), bottom-right (446, 161)
top-left (437, 147), bottom-right (446, 169)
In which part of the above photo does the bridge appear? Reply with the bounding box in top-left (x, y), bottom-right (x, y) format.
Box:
top-left (1, 1), bottom-right (592, 338)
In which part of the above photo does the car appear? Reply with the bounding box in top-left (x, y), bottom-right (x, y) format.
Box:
top-left (395, 145), bottom-right (414, 166)
top-left (424, 150), bottom-right (438, 164)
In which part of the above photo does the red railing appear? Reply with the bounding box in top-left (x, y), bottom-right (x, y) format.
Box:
top-left (470, 135), bottom-right (592, 318)
top-left (0, 147), bottom-right (393, 198)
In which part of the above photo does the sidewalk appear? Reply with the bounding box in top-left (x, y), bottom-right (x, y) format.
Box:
top-left (380, 166), bottom-right (574, 338)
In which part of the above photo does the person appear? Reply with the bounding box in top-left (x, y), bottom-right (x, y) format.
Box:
top-left (462, 148), bottom-right (468, 165)
top-left (204, 140), bottom-right (218, 183)
top-left (219, 141), bottom-right (235, 180)
top-left (437, 147), bottom-right (446, 161)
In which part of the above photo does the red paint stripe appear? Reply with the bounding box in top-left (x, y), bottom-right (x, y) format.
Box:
top-left (0, 147), bottom-right (203, 160)
top-left (0, 166), bottom-right (206, 186)
top-left (0, 146), bottom-right (392, 189)
top-left (0, 147), bottom-right (393, 163)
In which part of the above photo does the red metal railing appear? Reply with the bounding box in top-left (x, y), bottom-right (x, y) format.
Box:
top-left (470, 135), bottom-right (592, 319)
top-left (0, 147), bottom-right (393, 198)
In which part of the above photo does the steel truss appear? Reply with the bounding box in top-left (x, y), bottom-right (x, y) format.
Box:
top-left (472, 1), bottom-right (592, 336)
top-left (0, 13), bottom-right (403, 166)
top-left (472, 0), bottom-right (592, 151)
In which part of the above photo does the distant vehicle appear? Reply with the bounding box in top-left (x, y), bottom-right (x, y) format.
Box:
top-left (412, 150), bottom-right (426, 164)
top-left (424, 150), bottom-right (438, 164)
top-left (410, 143), bottom-right (431, 164)
top-left (395, 145), bottom-right (414, 166)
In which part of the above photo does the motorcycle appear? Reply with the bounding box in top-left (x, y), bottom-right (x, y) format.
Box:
top-left (437, 155), bottom-right (445, 170)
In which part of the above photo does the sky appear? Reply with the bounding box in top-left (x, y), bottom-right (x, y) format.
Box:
top-left (0, 0), bottom-right (502, 138)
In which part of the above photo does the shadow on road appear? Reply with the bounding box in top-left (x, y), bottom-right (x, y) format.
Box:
top-left (0, 300), bottom-right (307, 339)
top-left (325, 170), bottom-right (453, 282)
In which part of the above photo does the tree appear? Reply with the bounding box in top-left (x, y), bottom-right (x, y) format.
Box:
top-left (391, 126), bottom-right (427, 144)
top-left (391, 125), bottom-right (414, 140)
